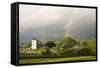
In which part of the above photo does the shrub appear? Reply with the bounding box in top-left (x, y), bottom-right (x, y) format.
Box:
top-left (60, 46), bottom-right (95, 57)
top-left (60, 48), bottom-right (77, 57)
top-left (81, 41), bottom-right (87, 47)
top-left (41, 48), bottom-right (52, 55)
top-left (76, 47), bottom-right (95, 56)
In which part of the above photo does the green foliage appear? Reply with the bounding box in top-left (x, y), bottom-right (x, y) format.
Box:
top-left (42, 37), bottom-right (96, 57)
top-left (77, 40), bottom-right (80, 46)
top-left (45, 41), bottom-right (56, 48)
top-left (19, 37), bottom-right (96, 58)
top-left (27, 43), bottom-right (31, 48)
top-left (55, 37), bottom-right (77, 50)
top-left (81, 41), bottom-right (87, 47)
top-left (80, 39), bottom-right (96, 56)
top-left (87, 39), bottom-right (96, 55)
top-left (60, 46), bottom-right (95, 57)
top-left (60, 48), bottom-right (76, 57)
top-left (41, 48), bottom-right (52, 55)
top-left (20, 42), bottom-right (31, 48)
top-left (61, 37), bottom-right (77, 49)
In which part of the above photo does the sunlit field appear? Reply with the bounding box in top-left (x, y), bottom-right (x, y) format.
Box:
top-left (19, 56), bottom-right (96, 64)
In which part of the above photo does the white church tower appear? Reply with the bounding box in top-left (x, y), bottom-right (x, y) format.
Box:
top-left (31, 38), bottom-right (37, 49)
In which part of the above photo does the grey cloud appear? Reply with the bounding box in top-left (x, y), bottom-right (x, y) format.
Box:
top-left (19, 4), bottom-right (96, 43)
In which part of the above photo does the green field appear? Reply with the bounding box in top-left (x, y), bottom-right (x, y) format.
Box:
top-left (19, 56), bottom-right (96, 64)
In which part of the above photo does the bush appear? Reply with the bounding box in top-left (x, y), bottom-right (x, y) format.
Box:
top-left (87, 39), bottom-right (96, 55)
top-left (76, 47), bottom-right (95, 56)
top-left (41, 48), bottom-right (52, 55)
top-left (81, 41), bottom-right (87, 47)
top-left (60, 49), bottom-right (76, 57)
top-left (60, 46), bottom-right (95, 57)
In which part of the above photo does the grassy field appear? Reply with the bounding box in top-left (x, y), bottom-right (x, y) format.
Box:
top-left (19, 56), bottom-right (96, 64)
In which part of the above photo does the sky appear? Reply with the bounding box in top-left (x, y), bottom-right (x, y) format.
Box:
top-left (19, 4), bottom-right (96, 43)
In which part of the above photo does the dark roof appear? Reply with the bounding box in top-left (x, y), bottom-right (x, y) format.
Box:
top-left (32, 37), bottom-right (37, 40)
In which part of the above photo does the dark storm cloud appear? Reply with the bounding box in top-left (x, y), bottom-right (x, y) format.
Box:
top-left (19, 5), bottom-right (96, 43)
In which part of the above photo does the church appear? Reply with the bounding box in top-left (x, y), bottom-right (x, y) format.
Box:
top-left (31, 38), bottom-right (46, 49)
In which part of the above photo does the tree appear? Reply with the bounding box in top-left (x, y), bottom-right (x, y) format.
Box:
top-left (77, 40), bottom-right (80, 47)
top-left (27, 43), bottom-right (31, 48)
top-left (45, 41), bottom-right (56, 48)
top-left (61, 37), bottom-right (77, 49)
top-left (81, 41), bottom-right (87, 47)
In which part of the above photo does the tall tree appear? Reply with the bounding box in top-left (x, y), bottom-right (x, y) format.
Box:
top-left (45, 41), bottom-right (56, 48)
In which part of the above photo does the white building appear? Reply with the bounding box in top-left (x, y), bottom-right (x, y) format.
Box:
top-left (31, 38), bottom-right (46, 49)
top-left (31, 38), bottom-right (37, 49)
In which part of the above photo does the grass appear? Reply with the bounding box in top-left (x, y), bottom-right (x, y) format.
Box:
top-left (19, 56), bottom-right (96, 64)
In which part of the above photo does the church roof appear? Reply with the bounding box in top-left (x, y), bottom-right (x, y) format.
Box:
top-left (32, 37), bottom-right (37, 40)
